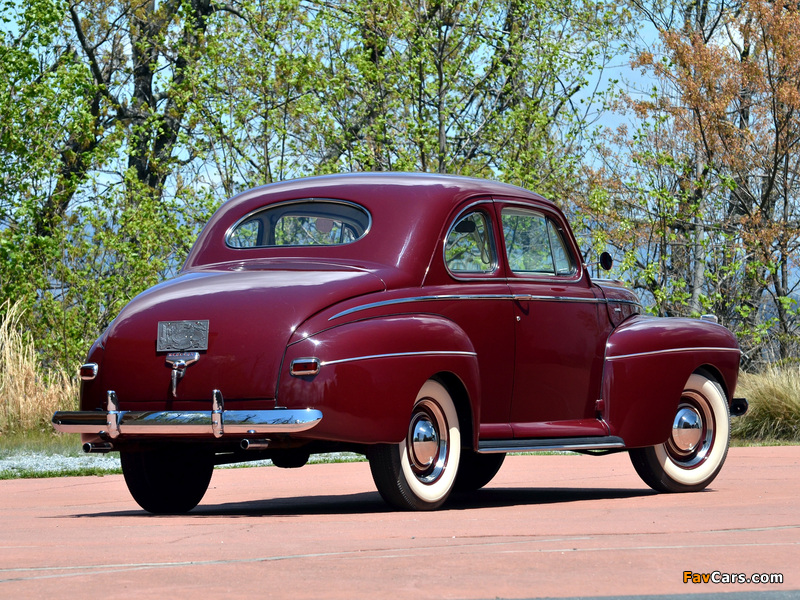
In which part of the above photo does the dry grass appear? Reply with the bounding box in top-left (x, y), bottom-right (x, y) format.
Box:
top-left (0, 302), bottom-right (78, 435)
top-left (732, 366), bottom-right (800, 442)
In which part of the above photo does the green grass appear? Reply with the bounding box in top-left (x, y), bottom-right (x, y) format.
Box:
top-left (0, 431), bottom-right (369, 480)
top-left (0, 468), bottom-right (120, 480)
top-left (0, 430), bottom-right (83, 455)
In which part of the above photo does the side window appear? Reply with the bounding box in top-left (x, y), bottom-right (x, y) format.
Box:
top-left (445, 212), bottom-right (495, 273)
top-left (502, 208), bottom-right (576, 276)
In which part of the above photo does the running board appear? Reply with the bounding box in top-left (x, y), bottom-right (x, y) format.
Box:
top-left (477, 436), bottom-right (625, 454)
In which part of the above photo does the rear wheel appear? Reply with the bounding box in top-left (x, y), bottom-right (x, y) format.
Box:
top-left (369, 380), bottom-right (461, 510)
top-left (629, 372), bottom-right (730, 493)
top-left (121, 446), bottom-right (214, 514)
top-left (454, 451), bottom-right (505, 492)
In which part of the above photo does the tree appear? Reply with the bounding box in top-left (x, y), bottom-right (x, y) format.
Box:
top-left (585, 0), bottom-right (800, 365)
top-left (189, 0), bottom-right (626, 196)
top-left (0, 0), bottom-right (626, 369)
top-left (0, 0), bottom-right (222, 367)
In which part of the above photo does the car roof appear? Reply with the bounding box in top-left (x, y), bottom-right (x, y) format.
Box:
top-left (183, 172), bottom-right (557, 276)
top-left (222, 172), bottom-right (548, 207)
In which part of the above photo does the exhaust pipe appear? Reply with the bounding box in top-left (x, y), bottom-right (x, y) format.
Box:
top-left (241, 438), bottom-right (271, 451)
top-left (83, 442), bottom-right (114, 453)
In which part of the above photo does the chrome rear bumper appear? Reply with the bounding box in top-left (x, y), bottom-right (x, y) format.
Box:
top-left (52, 390), bottom-right (322, 439)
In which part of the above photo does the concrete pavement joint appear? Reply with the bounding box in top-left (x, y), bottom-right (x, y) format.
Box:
top-left (2, 538), bottom-right (798, 584)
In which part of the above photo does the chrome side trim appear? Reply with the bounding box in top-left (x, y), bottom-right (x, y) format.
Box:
top-left (606, 347), bottom-right (741, 361)
top-left (321, 350), bottom-right (477, 367)
top-left (329, 294), bottom-right (512, 320)
top-left (512, 294), bottom-right (606, 303)
top-left (328, 293), bottom-right (630, 321)
top-left (477, 436), bottom-right (626, 454)
top-left (598, 298), bottom-right (642, 306)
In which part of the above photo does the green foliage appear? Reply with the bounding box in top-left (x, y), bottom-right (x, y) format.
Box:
top-left (191, 0), bottom-right (625, 188)
top-left (574, 0), bottom-right (800, 366)
top-left (3, 0), bottom-right (797, 376)
top-left (0, 0), bottom-right (626, 372)
top-left (0, 0), bottom-right (219, 369)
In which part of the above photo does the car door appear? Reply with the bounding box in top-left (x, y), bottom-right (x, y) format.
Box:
top-left (425, 200), bottom-right (517, 440)
top-left (497, 201), bottom-right (610, 438)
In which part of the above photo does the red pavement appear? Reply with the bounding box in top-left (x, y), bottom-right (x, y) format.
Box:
top-left (0, 446), bottom-right (798, 599)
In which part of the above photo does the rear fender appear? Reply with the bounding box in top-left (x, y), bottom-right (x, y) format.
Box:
top-left (601, 316), bottom-right (741, 448)
top-left (277, 314), bottom-right (480, 445)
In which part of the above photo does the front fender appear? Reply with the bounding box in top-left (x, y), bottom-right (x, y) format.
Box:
top-left (602, 315), bottom-right (741, 447)
top-left (277, 314), bottom-right (480, 444)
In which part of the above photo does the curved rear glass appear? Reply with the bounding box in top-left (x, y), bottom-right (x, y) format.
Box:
top-left (226, 199), bottom-right (371, 248)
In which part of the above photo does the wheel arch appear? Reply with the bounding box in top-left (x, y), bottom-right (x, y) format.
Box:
top-left (279, 313), bottom-right (481, 445)
top-left (602, 317), bottom-right (740, 448)
top-left (693, 364), bottom-right (735, 409)
top-left (629, 370), bottom-right (731, 492)
top-left (431, 371), bottom-right (475, 451)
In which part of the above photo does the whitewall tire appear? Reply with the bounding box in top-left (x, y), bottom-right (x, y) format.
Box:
top-left (629, 372), bottom-right (730, 493)
top-left (369, 379), bottom-right (462, 510)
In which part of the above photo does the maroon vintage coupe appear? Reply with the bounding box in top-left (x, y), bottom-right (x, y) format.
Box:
top-left (53, 173), bottom-right (747, 513)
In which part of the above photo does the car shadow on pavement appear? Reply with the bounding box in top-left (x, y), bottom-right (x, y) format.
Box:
top-left (70, 486), bottom-right (658, 518)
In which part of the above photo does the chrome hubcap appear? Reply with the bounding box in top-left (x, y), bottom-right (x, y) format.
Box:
top-left (406, 398), bottom-right (448, 484)
top-left (672, 406), bottom-right (703, 452)
top-left (666, 393), bottom-right (715, 468)
top-left (410, 416), bottom-right (439, 469)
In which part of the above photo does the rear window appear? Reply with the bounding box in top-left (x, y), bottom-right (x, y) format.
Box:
top-left (226, 200), bottom-right (371, 248)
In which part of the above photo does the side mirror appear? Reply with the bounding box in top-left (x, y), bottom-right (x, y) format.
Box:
top-left (599, 252), bottom-right (613, 271)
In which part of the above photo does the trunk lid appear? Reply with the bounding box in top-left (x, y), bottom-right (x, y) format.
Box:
top-left (93, 264), bottom-right (385, 406)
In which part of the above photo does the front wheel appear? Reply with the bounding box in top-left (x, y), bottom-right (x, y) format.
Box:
top-left (121, 446), bottom-right (214, 514)
top-left (629, 372), bottom-right (730, 493)
top-left (369, 379), bottom-right (461, 510)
